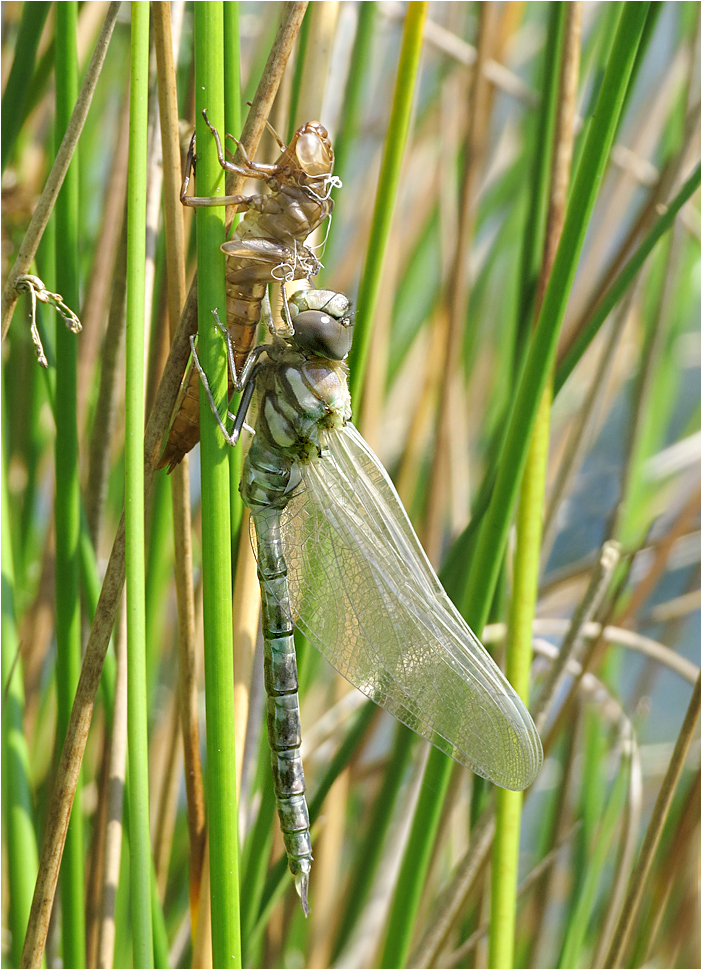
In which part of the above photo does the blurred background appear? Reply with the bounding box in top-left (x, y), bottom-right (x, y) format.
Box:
top-left (2, 2), bottom-right (700, 968)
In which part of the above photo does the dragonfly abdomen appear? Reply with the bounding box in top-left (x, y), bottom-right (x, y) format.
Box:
top-left (256, 506), bottom-right (312, 913)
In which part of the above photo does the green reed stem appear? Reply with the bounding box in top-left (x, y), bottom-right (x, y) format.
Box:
top-left (383, 7), bottom-right (650, 967)
top-left (348, 0), bottom-right (428, 405)
top-left (1, 1), bottom-right (51, 173)
top-left (322, 0), bottom-right (376, 277)
top-left (380, 745), bottom-right (452, 968)
top-left (461, 1), bottom-right (649, 630)
top-left (490, 4), bottom-right (580, 962)
top-left (554, 162), bottom-right (701, 394)
top-left (224, 1), bottom-right (244, 547)
top-left (512, 2), bottom-right (565, 373)
top-left (54, 6), bottom-right (85, 965)
top-left (2, 456), bottom-right (40, 969)
top-left (124, 3), bottom-right (153, 965)
top-left (489, 389), bottom-right (551, 970)
top-left (194, 5), bottom-right (242, 965)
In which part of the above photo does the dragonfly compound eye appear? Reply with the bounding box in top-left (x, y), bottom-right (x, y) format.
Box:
top-left (292, 309), bottom-right (354, 361)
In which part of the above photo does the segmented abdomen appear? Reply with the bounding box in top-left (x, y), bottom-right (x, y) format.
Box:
top-left (254, 506), bottom-right (312, 913)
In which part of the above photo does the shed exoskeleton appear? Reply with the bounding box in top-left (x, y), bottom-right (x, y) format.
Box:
top-left (159, 111), bottom-right (339, 471)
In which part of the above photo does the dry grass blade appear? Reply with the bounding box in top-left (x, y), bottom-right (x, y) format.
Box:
top-left (593, 738), bottom-right (643, 967)
top-left (232, 511), bottom-right (260, 793)
top-left (443, 821), bottom-right (583, 967)
top-left (616, 483), bottom-right (702, 625)
top-left (605, 673), bottom-right (701, 968)
top-left (96, 599), bottom-right (128, 970)
top-left (84, 215), bottom-right (127, 548)
top-left (228, 1), bottom-right (309, 197)
top-left (424, 2), bottom-right (499, 565)
top-left (77, 80), bottom-right (130, 433)
top-left (534, 540), bottom-right (620, 731)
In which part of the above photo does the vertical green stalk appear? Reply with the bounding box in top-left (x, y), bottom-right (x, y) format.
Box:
top-left (194, 5), bottom-right (242, 966)
top-left (380, 747), bottom-right (452, 968)
top-left (511, 2), bottom-right (565, 374)
top-left (348, 0), bottom-right (428, 405)
top-left (384, 7), bottom-right (650, 967)
top-left (322, 0), bottom-right (375, 276)
top-left (2, 455), bottom-right (40, 969)
top-left (460, 2), bottom-right (650, 630)
top-left (54, 6), bottom-right (85, 965)
top-left (1, 1), bottom-right (51, 172)
top-left (124, 3), bottom-right (153, 965)
top-left (224, 1), bottom-right (244, 548)
top-left (489, 3), bottom-right (580, 962)
top-left (488, 387), bottom-right (550, 970)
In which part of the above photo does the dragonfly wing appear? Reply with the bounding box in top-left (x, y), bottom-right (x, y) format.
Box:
top-left (262, 423), bottom-right (543, 790)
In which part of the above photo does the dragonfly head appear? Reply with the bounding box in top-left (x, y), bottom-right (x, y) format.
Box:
top-left (288, 289), bottom-right (354, 361)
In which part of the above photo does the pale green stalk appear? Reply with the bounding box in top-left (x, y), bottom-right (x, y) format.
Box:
top-left (489, 389), bottom-right (550, 970)
top-left (54, 6), bottom-right (85, 964)
top-left (194, 4), bottom-right (242, 965)
top-left (348, 0), bottom-right (428, 405)
top-left (490, 4), bottom-right (581, 963)
top-left (224, 1), bottom-right (244, 547)
top-left (1, 1), bottom-right (51, 172)
top-left (124, 3), bottom-right (153, 964)
top-left (2, 454), bottom-right (40, 969)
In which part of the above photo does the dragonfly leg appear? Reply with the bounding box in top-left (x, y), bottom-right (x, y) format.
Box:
top-left (230, 376), bottom-right (257, 444)
top-left (180, 133), bottom-right (253, 209)
top-left (260, 285), bottom-right (295, 339)
top-left (180, 125), bottom-right (261, 210)
top-left (279, 285), bottom-right (296, 336)
top-left (202, 109), bottom-right (277, 179)
top-left (190, 323), bottom-right (262, 447)
top-left (188, 335), bottom-right (241, 446)
top-left (240, 98), bottom-right (288, 153)
top-left (211, 307), bottom-right (267, 392)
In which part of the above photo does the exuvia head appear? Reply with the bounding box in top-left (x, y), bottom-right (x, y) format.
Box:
top-left (280, 122), bottom-right (334, 182)
top-left (288, 289), bottom-right (354, 361)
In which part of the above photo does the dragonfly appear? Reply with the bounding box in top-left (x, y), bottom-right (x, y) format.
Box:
top-left (159, 110), bottom-right (339, 471)
top-left (187, 286), bottom-right (543, 914)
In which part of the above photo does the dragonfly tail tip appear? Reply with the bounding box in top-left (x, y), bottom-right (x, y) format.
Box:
top-left (295, 868), bottom-right (310, 917)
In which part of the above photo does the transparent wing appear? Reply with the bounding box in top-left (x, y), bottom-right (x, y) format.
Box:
top-left (255, 423), bottom-right (543, 790)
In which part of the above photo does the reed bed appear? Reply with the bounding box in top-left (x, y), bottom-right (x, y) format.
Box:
top-left (1, 3), bottom-right (699, 969)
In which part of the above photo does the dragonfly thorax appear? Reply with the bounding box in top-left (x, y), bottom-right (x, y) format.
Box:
top-left (241, 340), bottom-right (351, 512)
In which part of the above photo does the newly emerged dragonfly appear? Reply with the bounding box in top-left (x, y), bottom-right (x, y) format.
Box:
top-left (187, 287), bottom-right (543, 914)
top-left (159, 111), bottom-right (339, 471)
